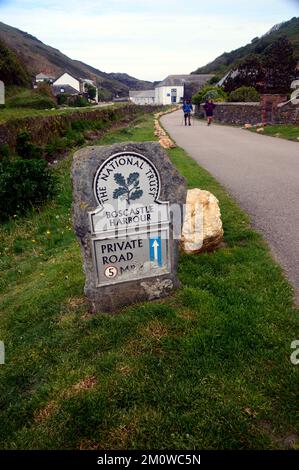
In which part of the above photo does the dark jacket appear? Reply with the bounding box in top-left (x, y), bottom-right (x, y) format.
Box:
top-left (182, 102), bottom-right (193, 114)
top-left (203, 101), bottom-right (216, 116)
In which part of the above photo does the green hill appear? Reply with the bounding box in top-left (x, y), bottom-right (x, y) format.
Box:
top-left (0, 21), bottom-right (153, 97)
top-left (192, 16), bottom-right (299, 76)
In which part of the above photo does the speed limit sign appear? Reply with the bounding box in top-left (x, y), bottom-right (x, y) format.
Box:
top-left (104, 266), bottom-right (118, 279)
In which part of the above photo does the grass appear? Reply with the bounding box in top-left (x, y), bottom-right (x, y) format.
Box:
top-left (0, 113), bottom-right (298, 450)
top-left (247, 124), bottom-right (299, 142)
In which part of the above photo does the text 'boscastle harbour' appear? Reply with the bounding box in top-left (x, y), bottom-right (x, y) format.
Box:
top-left (105, 204), bottom-right (154, 227)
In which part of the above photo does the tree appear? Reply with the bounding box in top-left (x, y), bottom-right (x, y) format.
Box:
top-left (263, 36), bottom-right (297, 94)
top-left (208, 75), bottom-right (222, 85)
top-left (192, 86), bottom-right (227, 104)
top-left (223, 36), bottom-right (297, 95)
top-left (223, 54), bottom-right (264, 93)
top-left (0, 39), bottom-right (30, 86)
top-left (85, 84), bottom-right (97, 100)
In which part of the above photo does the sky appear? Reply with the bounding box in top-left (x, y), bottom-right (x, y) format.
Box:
top-left (0, 0), bottom-right (298, 81)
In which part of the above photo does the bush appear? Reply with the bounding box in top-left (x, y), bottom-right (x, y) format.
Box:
top-left (57, 93), bottom-right (70, 106)
top-left (66, 130), bottom-right (85, 146)
top-left (35, 82), bottom-right (54, 97)
top-left (0, 158), bottom-right (57, 220)
top-left (228, 86), bottom-right (260, 102)
top-left (98, 88), bottom-right (113, 101)
top-left (45, 137), bottom-right (68, 157)
top-left (72, 95), bottom-right (90, 107)
top-left (0, 144), bottom-right (10, 160)
top-left (7, 89), bottom-right (57, 109)
top-left (85, 84), bottom-right (97, 100)
top-left (16, 132), bottom-right (42, 159)
top-left (192, 86), bottom-right (227, 105)
top-left (208, 75), bottom-right (222, 85)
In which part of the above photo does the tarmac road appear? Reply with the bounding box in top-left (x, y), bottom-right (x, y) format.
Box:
top-left (161, 110), bottom-right (299, 304)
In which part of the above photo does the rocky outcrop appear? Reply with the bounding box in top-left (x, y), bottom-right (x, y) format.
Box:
top-left (181, 188), bottom-right (223, 253)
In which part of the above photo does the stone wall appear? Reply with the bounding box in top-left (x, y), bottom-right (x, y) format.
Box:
top-left (196, 98), bottom-right (299, 126)
top-left (276, 102), bottom-right (299, 124)
top-left (196, 102), bottom-right (261, 125)
top-left (0, 104), bottom-right (162, 151)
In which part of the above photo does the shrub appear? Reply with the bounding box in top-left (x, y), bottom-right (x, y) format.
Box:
top-left (35, 82), bottom-right (53, 97)
top-left (85, 84), bottom-right (97, 100)
top-left (0, 144), bottom-right (10, 160)
top-left (7, 89), bottom-right (57, 109)
top-left (71, 120), bottom-right (88, 131)
top-left (57, 93), bottom-right (70, 106)
top-left (192, 86), bottom-right (227, 105)
top-left (72, 95), bottom-right (90, 107)
top-left (208, 75), bottom-right (222, 85)
top-left (45, 137), bottom-right (68, 157)
top-left (16, 132), bottom-right (42, 159)
top-left (228, 86), bottom-right (260, 102)
top-left (0, 158), bottom-right (57, 220)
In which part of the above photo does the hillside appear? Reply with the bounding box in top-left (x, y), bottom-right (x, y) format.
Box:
top-left (192, 16), bottom-right (299, 75)
top-left (0, 38), bottom-right (30, 86)
top-left (0, 22), bottom-right (152, 96)
top-left (105, 72), bottom-right (153, 90)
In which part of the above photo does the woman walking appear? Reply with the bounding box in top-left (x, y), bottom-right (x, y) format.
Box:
top-left (204, 98), bottom-right (216, 126)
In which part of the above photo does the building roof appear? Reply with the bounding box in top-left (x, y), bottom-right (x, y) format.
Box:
top-left (53, 72), bottom-right (92, 84)
top-left (36, 73), bottom-right (56, 79)
top-left (217, 70), bottom-right (239, 87)
top-left (81, 78), bottom-right (96, 86)
top-left (129, 90), bottom-right (155, 98)
top-left (52, 85), bottom-right (80, 96)
top-left (156, 74), bottom-right (213, 88)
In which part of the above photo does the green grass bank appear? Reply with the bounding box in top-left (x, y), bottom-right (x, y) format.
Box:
top-left (0, 113), bottom-right (298, 450)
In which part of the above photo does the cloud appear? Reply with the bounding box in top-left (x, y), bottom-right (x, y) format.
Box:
top-left (0, 0), bottom-right (297, 80)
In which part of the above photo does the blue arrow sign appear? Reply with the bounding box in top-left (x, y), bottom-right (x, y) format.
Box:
top-left (149, 237), bottom-right (162, 266)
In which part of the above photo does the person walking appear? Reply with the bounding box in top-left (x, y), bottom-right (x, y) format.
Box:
top-left (203, 98), bottom-right (216, 126)
top-left (182, 99), bottom-right (193, 126)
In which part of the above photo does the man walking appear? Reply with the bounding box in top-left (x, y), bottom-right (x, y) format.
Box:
top-left (182, 99), bottom-right (193, 126)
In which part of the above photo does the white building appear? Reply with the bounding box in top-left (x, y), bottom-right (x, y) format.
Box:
top-left (35, 73), bottom-right (56, 83)
top-left (155, 74), bottom-right (213, 105)
top-left (52, 72), bottom-right (98, 102)
top-left (129, 90), bottom-right (155, 105)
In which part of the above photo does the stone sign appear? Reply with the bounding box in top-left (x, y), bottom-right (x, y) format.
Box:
top-left (72, 142), bottom-right (186, 312)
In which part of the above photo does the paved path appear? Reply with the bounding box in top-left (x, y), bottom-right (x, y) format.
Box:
top-left (161, 111), bottom-right (299, 303)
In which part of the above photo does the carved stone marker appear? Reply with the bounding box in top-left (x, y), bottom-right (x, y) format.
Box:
top-left (72, 142), bottom-right (186, 312)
